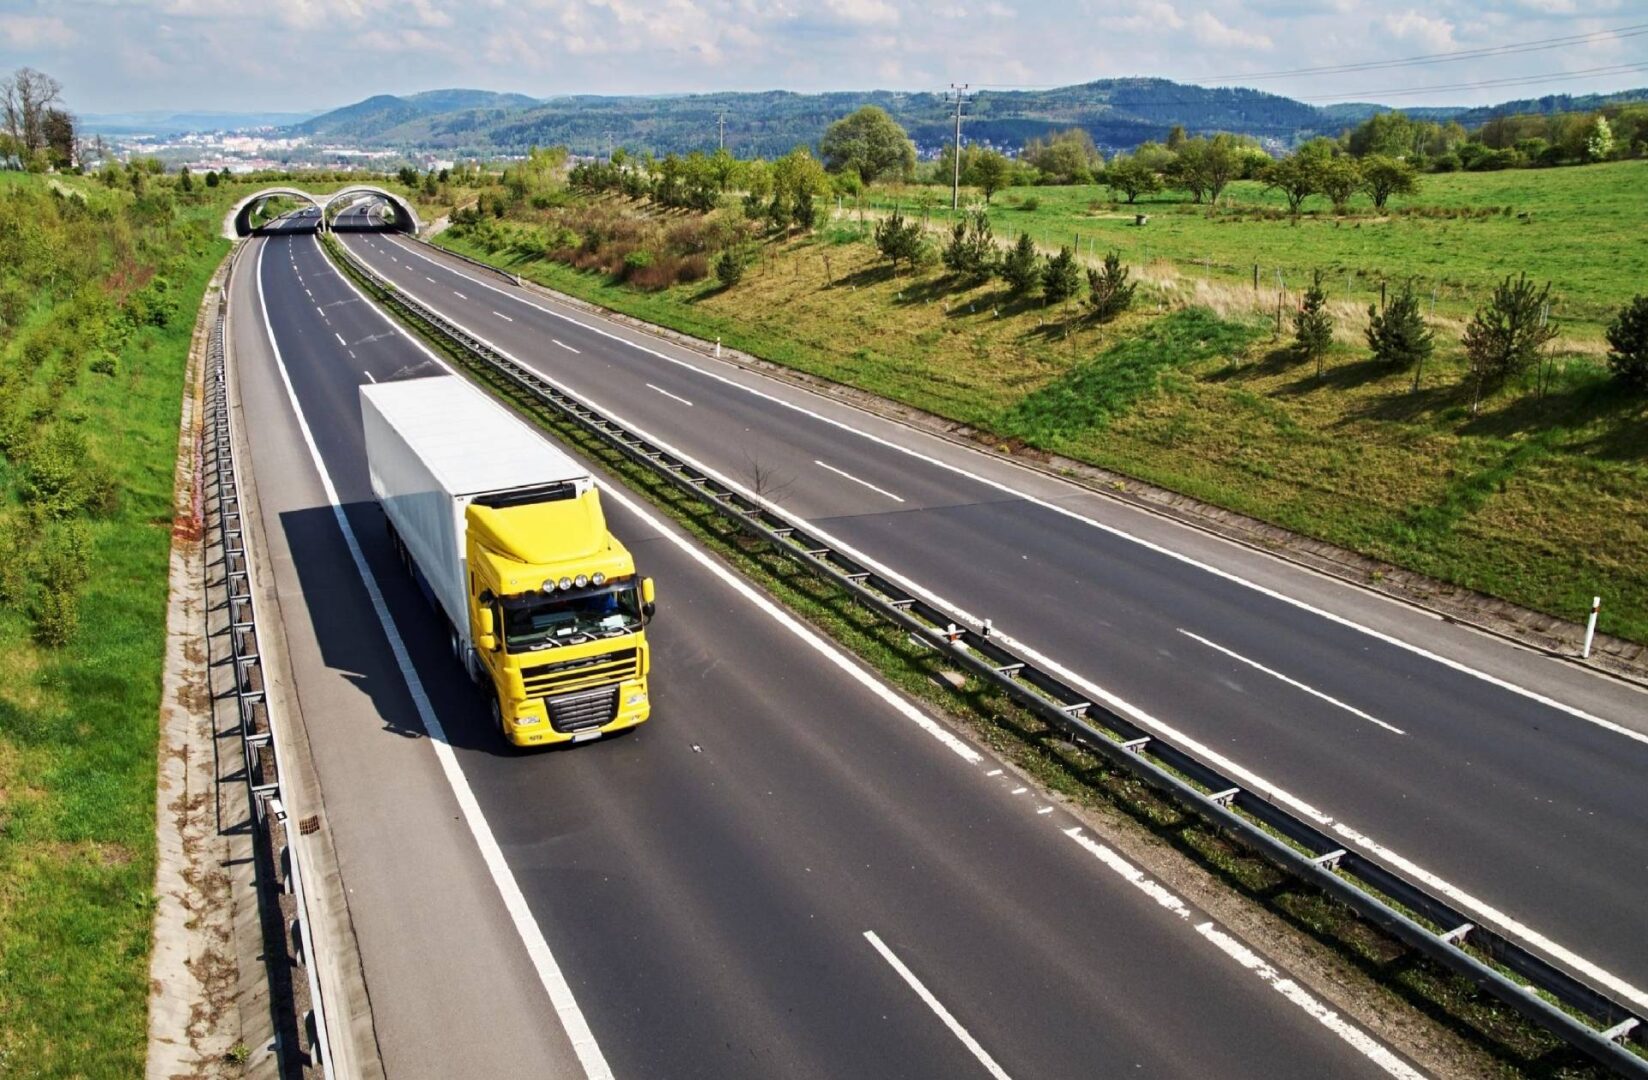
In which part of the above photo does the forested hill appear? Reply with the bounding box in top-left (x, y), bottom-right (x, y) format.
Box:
top-left (285, 79), bottom-right (1648, 157)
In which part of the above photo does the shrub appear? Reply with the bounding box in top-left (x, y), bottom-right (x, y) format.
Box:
top-left (28, 520), bottom-right (91, 647)
top-left (942, 211), bottom-right (996, 282)
top-left (1085, 252), bottom-right (1135, 321)
top-left (1605, 295), bottom-right (1648, 390)
top-left (678, 253), bottom-right (709, 283)
top-left (873, 210), bottom-right (926, 274)
top-left (1021, 197), bottom-right (1041, 212)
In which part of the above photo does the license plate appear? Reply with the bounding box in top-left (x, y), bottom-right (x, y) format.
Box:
top-left (571, 730), bottom-right (602, 743)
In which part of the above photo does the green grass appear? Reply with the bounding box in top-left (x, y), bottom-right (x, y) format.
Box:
top-left (855, 160), bottom-right (1648, 339)
top-left (0, 175), bottom-right (230, 1077)
top-left (437, 189), bottom-right (1648, 645)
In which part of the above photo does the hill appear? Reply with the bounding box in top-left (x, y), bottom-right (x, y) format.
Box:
top-left (285, 80), bottom-right (1648, 158)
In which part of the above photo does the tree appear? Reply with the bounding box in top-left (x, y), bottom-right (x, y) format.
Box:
top-left (943, 211), bottom-right (996, 281)
top-left (41, 108), bottom-right (75, 168)
top-left (1359, 155), bottom-right (1418, 210)
top-left (1604, 295), bottom-right (1648, 390)
top-left (204, 169), bottom-right (220, 188)
top-left (1200, 134), bottom-right (1244, 205)
top-left (1365, 282), bottom-right (1434, 391)
top-left (1104, 156), bottom-right (1160, 204)
top-left (1584, 114), bottom-right (1615, 162)
top-left (715, 248), bottom-right (747, 288)
top-left (970, 149), bottom-right (1012, 203)
top-left (1165, 139), bottom-right (1209, 203)
top-left (178, 165), bottom-right (194, 192)
top-left (1024, 128), bottom-right (1101, 184)
top-left (873, 209), bottom-right (925, 273)
top-left (1042, 246), bottom-right (1081, 307)
top-left (1263, 154), bottom-right (1319, 215)
top-left (1, 67), bottom-right (63, 156)
top-left (1085, 251), bottom-right (1136, 321)
top-left (820, 106), bottom-right (916, 185)
top-left (1317, 156), bottom-right (1362, 213)
top-left (1166, 124), bottom-right (1188, 151)
top-left (1462, 273), bottom-right (1557, 410)
top-left (1294, 273), bottom-right (1334, 377)
top-left (1000, 232), bottom-right (1040, 296)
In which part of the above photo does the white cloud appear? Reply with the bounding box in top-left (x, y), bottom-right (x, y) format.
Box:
top-left (1380, 10), bottom-right (1456, 51)
top-left (0, 14), bottom-right (78, 48)
top-left (821, 0), bottom-right (900, 27)
top-left (1189, 10), bottom-right (1273, 49)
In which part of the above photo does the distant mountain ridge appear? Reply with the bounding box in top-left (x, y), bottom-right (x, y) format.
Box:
top-left (286, 81), bottom-right (1648, 157)
top-left (82, 109), bottom-right (320, 135)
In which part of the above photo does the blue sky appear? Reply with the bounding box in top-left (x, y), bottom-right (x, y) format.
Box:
top-left (0, 0), bottom-right (1642, 114)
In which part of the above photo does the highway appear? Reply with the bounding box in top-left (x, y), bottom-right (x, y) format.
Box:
top-left (233, 213), bottom-right (1421, 1075)
top-left (327, 203), bottom-right (1648, 1013)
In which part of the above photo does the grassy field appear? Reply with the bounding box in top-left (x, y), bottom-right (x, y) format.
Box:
top-left (851, 160), bottom-right (1648, 340)
top-left (437, 168), bottom-right (1648, 643)
top-left (0, 172), bottom-right (229, 1077)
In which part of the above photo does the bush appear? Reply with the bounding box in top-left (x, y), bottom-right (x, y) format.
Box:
top-left (1020, 197), bottom-right (1041, 212)
top-left (1605, 295), bottom-right (1648, 390)
top-left (873, 210), bottom-right (926, 274)
top-left (1000, 232), bottom-right (1040, 296)
top-left (942, 211), bottom-right (996, 282)
top-left (27, 520), bottom-right (91, 647)
top-left (1085, 252), bottom-right (1135, 321)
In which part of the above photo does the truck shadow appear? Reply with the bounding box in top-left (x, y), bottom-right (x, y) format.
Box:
top-left (278, 501), bottom-right (516, 758)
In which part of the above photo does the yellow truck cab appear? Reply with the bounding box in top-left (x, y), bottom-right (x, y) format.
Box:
top-left (361, 375), bottom-right (654, 746)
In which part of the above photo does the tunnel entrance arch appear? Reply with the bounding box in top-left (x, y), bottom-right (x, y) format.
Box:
top-left (223, 185), bottom-right (421, 238)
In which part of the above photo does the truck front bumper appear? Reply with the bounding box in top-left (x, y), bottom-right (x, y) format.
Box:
top-left (503, 680), bottom-right (651, 747)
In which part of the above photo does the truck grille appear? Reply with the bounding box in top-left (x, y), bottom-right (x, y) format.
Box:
top-left (545, 685), bottom-right (619, 733)
top-left (521, 648), bottom-right (639, 698)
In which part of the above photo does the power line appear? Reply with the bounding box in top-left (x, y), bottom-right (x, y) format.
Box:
top-left (1210, 21), bottom-right (1648, 82)
top-left (1300, 62), bottom-right (1648, 102)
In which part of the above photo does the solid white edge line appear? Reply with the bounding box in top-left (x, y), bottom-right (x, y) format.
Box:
top-left (1178, 629), bottom-right (1405, 735)
top-left (355, 233), bottom-right (1648, 1013)
top-left (862, 931), bottom-right (1013, 1080)
top-left (377, 234), bottom-right (1645, 748)
top-left (257, 241), bottom-right (615, 1080)
top-left (816, 459), bottom-right (905, 504)
top-left (644, 382), bottom-right (693, 407)
top-left (1061, 828), bottom-right (1424, 1078)
top-left (322, 234), bottom-right (1431, 1073)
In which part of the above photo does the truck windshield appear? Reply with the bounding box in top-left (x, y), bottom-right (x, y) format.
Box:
top-left (501, 583), bottom-right (642, 651)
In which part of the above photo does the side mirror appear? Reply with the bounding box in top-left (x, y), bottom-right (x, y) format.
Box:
top-left (641, 576), bottom-right (656, 621)
top-left (477, 633), bottom-right (497, 652)
top-left (476, 607), bottom-right (497, 650)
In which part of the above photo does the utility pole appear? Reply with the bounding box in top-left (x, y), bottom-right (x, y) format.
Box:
top-left (949, 82), bottom-right (969, 211)
top-left (718, 112), bottom-right (726, 152)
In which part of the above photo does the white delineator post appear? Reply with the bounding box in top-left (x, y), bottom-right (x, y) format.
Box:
top-left (1582, 595), bottom-right (1601, 658)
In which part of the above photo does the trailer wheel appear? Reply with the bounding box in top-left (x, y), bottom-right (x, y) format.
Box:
top-left (449, 625), bottom-right (461, 662)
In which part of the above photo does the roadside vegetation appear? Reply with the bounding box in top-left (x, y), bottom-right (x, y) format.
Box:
top-left (0, 165), bottom-right (229, 1075)
top-left (433, 103), bottom-right (1648, 645)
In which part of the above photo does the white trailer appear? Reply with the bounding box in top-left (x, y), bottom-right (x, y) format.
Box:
top-left (360, 375), bottom-right (593, 651)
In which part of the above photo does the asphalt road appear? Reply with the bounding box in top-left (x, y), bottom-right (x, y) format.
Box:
top-left (235, 216), bottom-right (1417, 1076)
top-left (332, 214), bottom-right (1648, 1011)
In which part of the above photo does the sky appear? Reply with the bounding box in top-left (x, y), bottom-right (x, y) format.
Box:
top-left (0, 0), bottom-right (1642, 116)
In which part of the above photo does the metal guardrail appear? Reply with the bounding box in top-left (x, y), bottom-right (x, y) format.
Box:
top-left (329, 238), bottom-right (1648, 1077)
top-left (407, 233), bottom-right (521, 286)
top-left (204, 288), bottom-right (335, 1077)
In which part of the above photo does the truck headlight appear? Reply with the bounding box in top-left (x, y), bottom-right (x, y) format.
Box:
top-left (574, 574), bottom-right (588, 588)
top-left (558, 576), bottom-right (573, 591)
top-left (591, 573), bottom-right (605, 586)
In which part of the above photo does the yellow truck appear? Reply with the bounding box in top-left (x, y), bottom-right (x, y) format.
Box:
top-left (361, 375), bottom-right (654, 746)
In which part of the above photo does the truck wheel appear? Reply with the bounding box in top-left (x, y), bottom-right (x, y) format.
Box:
top-left (449, 626), bottom-right (461, 662)
top-left (491, 696), bottom-right (508, 743)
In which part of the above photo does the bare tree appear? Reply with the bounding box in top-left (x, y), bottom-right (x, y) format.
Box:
top-left (1, 67), bottom-right (64, 156)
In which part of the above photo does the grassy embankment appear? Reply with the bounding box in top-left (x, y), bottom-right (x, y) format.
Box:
top-left (435, 161), bottom-right (1648, 643)
top-left (0, 171), bottom-right (230, 1077)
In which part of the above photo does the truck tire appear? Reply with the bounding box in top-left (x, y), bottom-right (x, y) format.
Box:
top-left (491, 695), bottom-right (508, 744)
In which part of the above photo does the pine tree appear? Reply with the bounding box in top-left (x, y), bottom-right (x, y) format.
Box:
top-left (1365, 281), bottom-right (1434, 391)
top-left (1085, 251), bottom-right (1135, 321)
top-left (1604, 294), bottom-right (1648, 391)
top-left (1294, 272), bottom-right (1334, 377)
top-left (1462, 273), bottom-right (1556, 410)
top-left (942, 211), bottom-right (996, 281)
top-left (873, 209), bottom-right (925, 274)
top-left (1000, 231), bottom-right (1040, 296)
top-left (1042, 246), bottom-right (1081, 307)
